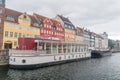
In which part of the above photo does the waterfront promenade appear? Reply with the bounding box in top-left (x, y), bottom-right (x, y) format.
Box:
top-left (0, 53), bottom-right (120, 80)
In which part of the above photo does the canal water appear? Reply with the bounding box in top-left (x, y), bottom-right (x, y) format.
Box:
top-left (0, 53), bottom-right (120, 80)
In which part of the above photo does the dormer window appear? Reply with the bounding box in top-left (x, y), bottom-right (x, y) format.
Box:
top-left (64, 24), bottom-right (67, 28)
top-left (34, 23), bottom-right (39, 27)
top-left (40, 23), bottom-right (43, 27)
top-left (6, 15), bottom-right (15, 21)
top-left (24, 15), bottom-right (26, 19)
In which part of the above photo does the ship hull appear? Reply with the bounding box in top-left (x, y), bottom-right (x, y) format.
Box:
top-left (9, 57), bottom-right (90, 70)
top-left (91, 50), bottom-right (112, 58)
top-left (9, 53), bottom-right (91, 70)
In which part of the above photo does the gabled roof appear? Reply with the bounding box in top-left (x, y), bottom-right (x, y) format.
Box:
top-left (76, 27), bottom-right (84, 36)
top-left (5, 8), bottom-right (40, 27)
top-left (76, 27), bottom-right (84, 31)
top-left (57, 15), bottom-right (75, 29)
top-left (51, 19), bottom-right (61, 27)
top-left (33, 13), bottom-right (50, 23)
top-left (57, 15), bottom-right (71, 23)
top-left (5, 8), bottom-right (22, 23)
top-left (29, 15), bottom-right (39, 27)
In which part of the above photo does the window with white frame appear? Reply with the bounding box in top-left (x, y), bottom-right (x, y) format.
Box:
top-left (5, 31), bottom-right (8, 37)
top-left (14, 41), bottom-right (17, 46)
top-left (6, 15), bottom-right (15, 21)
top-left (0, 9), bottom-right (2, 14)
top-left (0, 18), bottom-right (2, 23)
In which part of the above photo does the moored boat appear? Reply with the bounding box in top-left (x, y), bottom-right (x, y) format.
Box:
top-left (91, 50), bottom-right (112, 58)
top-left (9, 39), bottom-right (91, 70)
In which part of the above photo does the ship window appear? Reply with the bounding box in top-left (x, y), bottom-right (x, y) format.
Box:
top-left (22, 59), bottom-right (26, 63)
top-left (59, 57), bottom-right (61, 60)
top-left (54, 56), bottom-right (56, 60)
top-left (68, 56), bottom-right (70, 59)
top-left (13, 58), bottom-right (16, 62)
top-left (72, 55), bottom-right (74, 58)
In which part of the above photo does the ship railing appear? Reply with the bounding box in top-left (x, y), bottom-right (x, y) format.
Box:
top-left (9, 49), bottom-right (89, 56)
top-left (9, 49), bottom-right (38, 56)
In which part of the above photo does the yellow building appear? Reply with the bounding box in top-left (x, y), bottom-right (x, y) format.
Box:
top-left (2, 8), bottom-right (40, 49)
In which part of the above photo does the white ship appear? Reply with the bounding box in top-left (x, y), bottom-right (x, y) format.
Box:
top-left (9, 40), bottom-right (91, 69)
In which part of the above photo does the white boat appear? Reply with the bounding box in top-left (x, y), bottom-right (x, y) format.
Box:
top-left (9, 40), bottom-right (91, 69)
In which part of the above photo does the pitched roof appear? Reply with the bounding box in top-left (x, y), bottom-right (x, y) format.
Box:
top-left (51, 19), bottom-right (61, 26)
top-left (33, 13), bottom-right (53, 26)
top-left (57, 15), bottom-right (75, 30)
top-left (5, 8), bottom-right (40, 27)
top-left (57, 15), bottom-right (75, 25)
top-left (33, 13), bottom-right (48, 22)
top-left (29, 15), bottom-right (39, 27)
top-left (5, 8), bottom-right (22, 23)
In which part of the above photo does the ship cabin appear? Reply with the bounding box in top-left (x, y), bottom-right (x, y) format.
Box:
top-left (9, 37), bottom-right (90, 55)
top-left (34, 40), bottom-right (89, 54)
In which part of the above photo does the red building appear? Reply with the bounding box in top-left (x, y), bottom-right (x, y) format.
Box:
top-left (33, 13), bottom-right (64, 41)
top-left (51, 19), bottom-right (64, 41)
top-left (0, 0), bottom-right (5, 49)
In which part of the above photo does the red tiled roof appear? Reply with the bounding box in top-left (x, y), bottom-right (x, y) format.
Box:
top-left (33, 13), bottom-right (48, 22)
top-left (51, 19), bottom-right (61, 26)
top-left (5, 8), bottom-right (22, 23)
top-left (5, 8), bottom-right (40, 27)
top-left (29, 15), bottom-right (39, 27)
top-left (33, 13), bottom-right (53, 25)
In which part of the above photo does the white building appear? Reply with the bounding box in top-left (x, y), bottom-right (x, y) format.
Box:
top-left (75, 27), bottom-right (84, 43)
top-left (100, 32), bottom-right (108, 50)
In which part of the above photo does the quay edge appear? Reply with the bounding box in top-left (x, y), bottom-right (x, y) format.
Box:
top-left (0, 50), bottom-right (9, 66)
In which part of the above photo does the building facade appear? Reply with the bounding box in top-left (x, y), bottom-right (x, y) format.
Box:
top-left (89, 32), bottom-right (95, 49)
top-left (1, 8), bottom-right (40, 49)
top-left (100, 32), bottom-right (108, 49)
top-left (0, 0), bottom-right (5, 49)
top-left (0, 0), bottom-right (109, 50)
top-left (54, 15), bottom-right (75, 42)
top-left (83, 30), bottom-right (90, 47)
top-left (95, 34), bottom-right (103, 50)
top-left (34, 13), bottom-right (64, 41)
top-left (75, 27), bottom-right (84, 43)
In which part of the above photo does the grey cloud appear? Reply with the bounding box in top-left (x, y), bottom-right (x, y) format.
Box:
top-left (6, 0), bottom-right (120, 40)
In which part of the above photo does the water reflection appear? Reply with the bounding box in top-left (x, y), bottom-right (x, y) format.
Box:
top-left (0, 66), bottom-right (9, 80)
top-left (1, 53), bottom-right (120, 80)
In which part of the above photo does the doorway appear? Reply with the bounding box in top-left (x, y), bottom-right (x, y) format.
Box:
top-left (4, 42), bottom-right (12, 49)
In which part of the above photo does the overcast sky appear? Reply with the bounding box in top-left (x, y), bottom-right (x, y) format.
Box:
top-left (6, 0), bottom-right (120, 40)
